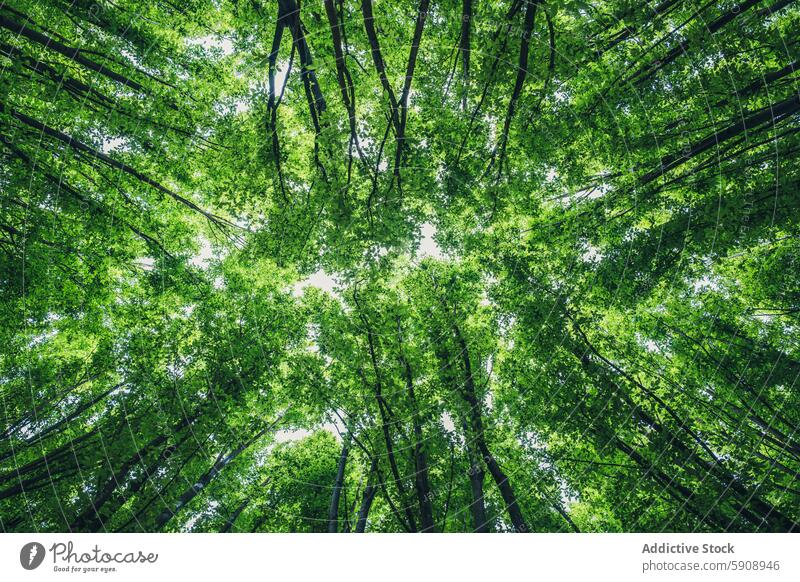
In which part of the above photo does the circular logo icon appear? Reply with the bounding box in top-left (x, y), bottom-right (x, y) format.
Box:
top-left (20, 542), bottom-right (46, 570)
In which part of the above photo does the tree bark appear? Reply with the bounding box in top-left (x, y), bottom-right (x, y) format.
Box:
top-left (453, 324), bottom-right (528, 532)
top-left (463, 419), bottom-right (489, 532)
top-left (0, 15), bottom-right (147, 92)
top-left (401, 354), bottom-right (435, 531)
top-left (355, 456), bottom-right (379, 532)
top-left (328, 433), bottom-right (352, 532)
top-left (155, 417), bottom-right (281, 531)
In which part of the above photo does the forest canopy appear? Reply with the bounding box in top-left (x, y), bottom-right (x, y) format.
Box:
top-left (0, 0), bottom-right (799, 532)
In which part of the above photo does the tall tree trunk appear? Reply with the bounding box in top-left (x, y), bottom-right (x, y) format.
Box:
top-left (353, 290), bottom-right (417, 532)
top-left (453, 324), bottom-right (529, 532)
top-left (221, 498), bottom-right (250, 533)
top-left (328, 433), bottom-right (352, 532)
top-left (71, 434), bottom-right (168, 531)
top-left (155, 417), bottom-right (281, 531)
top-left (397, 327), bottom-right (435, 531)
top-left (570, 318), bottom-right (797, 531)
top-left (463, 419), bottom-right (489, 532)
top-left (355, 457), bottom-right (379, 533)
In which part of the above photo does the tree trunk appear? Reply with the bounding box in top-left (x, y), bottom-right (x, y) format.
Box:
top-left (328, 433), bottom-right (352, 532)
top-left (355, 457), bottom-right (379, 532)
top-left (399, 342), bottom-right (435, 531)
top-left (155, 418), bottom-right (280, 531)
top-left (453, 324), bottom-right (528, 532)
top-left (463, 420), bottom-right (489, 532)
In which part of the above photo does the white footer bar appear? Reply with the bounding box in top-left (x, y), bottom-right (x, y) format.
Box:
top-left (1, 533), bottom-right (797, 581)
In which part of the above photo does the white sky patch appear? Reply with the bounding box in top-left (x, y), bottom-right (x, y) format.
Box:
top-left (190, 237), bottom-right (214, 269)
top-left (574, 183), bottom-right (610, 202)
top-left (118, 47), bottom-right (154, 73)
top-left (581, 243), bottom-right (603, 264)
top-left (188, 35), bottom-right (234, 56)
top-left (292, 270), bottom-right (339, 297)
top-left (368, 245), bottom-right (390, 259)
top-left (441, 411), bottom-right (465, 447)
top-left (440, 411), bottom-right (455, 433)
top-left (263, 59), bottom-right (291, 100)
top-left (274, 62), bottom-right (290, 92)
top-left (101, 137), bottom-right (128, 154)
top-left (486, 115), bottom-right (498, 145)
top-left (321, 420), bottom-right (345, 442)
top-left (592, 183), bottom-right (611, 199)
top-left (273, 422), bottom-right (343, 444)
top-left (320, 421), bottom-right (345, 442)
top-left (636, 333), bottom-right (660, 353)
top-left (134, 257), bottom-right (155, 271)
top-left (167, 361), bottom-right (185, 380)
top-left (417, 222), bottom-right (443, 260)
top-left (26, 312), bottom-right (61, 325)
top-left (27, 329), bottom-right (57, 348)
top-left (692, 274), bottom-right (721, 293)
top-left (521, 431), bottom-right (547, 450)
top-left (273, 428), bottom-right (308, 443)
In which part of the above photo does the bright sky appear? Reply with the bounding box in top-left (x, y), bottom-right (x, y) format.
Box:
top-left (292, 269), bottom-right (339, 298)
top-left (273, 419), bottom-right (345, 444)
top-left (189, 237), bottom-right (214, 269)
top-left (274, 62), bottom-right (290, 91)
top-left (189, 35), bottom-right (234, 56)
top-left (290, 224), bottom-right (443, 297)
top-left (417, 222), bottom-right (444, 260)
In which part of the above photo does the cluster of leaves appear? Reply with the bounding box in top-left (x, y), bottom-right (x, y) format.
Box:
top-left (0, 0), bottom-right (798, 532)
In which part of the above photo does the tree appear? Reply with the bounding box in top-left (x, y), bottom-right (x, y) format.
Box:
top-left (1, 0), bottom-right (798, 532)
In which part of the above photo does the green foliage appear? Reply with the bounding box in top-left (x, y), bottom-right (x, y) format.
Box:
top-left (1, 0), bottom-right (798, 532)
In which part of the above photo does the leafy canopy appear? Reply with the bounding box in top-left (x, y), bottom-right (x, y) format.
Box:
top-left (1, 0), bottom-right (799, 532)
